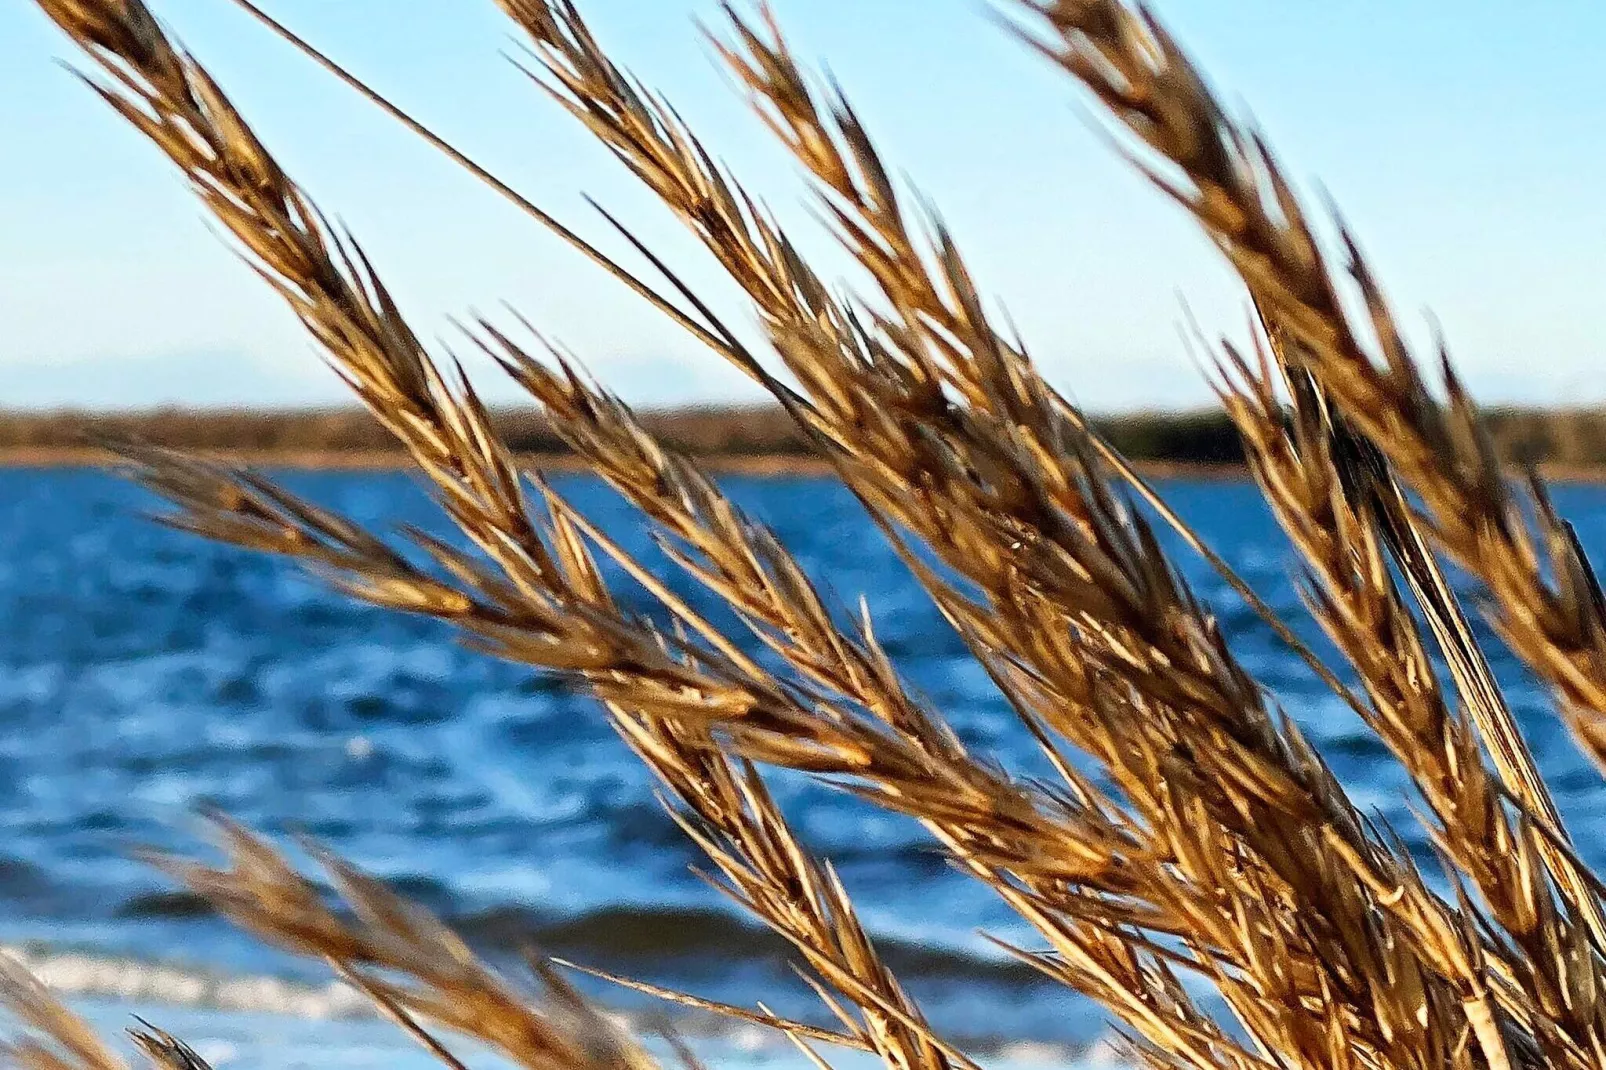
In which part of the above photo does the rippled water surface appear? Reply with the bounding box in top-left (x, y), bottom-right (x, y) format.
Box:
top-left (4, 468), bottom-right (1606, 1052)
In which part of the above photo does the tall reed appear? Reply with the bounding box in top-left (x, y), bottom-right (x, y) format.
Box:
top-left (6, 3), bottom-right (1603, 1070)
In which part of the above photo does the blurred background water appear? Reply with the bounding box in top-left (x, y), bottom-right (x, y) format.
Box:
top-left (3, 468), bottom-right (1606, 1056)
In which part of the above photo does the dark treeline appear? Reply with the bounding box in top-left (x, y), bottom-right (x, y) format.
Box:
top-left (0, 406), bottom-right (809, 458)
top-left (3, 405), bottom-right (1606, 466)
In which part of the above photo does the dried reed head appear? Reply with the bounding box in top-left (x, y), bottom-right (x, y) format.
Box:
top-left (8, 3), bottom-right (1604, 1070)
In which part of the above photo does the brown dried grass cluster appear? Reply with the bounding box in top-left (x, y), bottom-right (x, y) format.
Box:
top-left (7, 3), bottom-right (1606, 1070)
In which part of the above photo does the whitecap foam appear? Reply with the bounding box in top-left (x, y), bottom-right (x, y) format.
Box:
top-left (1, 944), bottom-right (372, 1019)
top-left (0, 942), bottom-right (1119, 1067)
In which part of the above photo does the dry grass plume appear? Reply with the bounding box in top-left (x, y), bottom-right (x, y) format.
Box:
top-left (6, 3), bottom-right (1605, 1070)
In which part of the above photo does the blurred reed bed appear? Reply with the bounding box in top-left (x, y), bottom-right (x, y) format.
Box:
top-left (7, 3), bottom-right (1606, 1070)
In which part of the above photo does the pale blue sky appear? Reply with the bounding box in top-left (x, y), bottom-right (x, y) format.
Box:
top-left (2, 1), bottom-right (1602, 411)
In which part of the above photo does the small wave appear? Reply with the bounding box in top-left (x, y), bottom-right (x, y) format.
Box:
top-left (452, 903), bottom-right (1044, 984)
top-left (0, 857), bottom-right (60, 904)
top-left (0, 942), bottom-right (1108, 1063)
top-left (116, 890), bottom-right (217, 919)
top-left (107, 897), bottom-right (1043, 987)
top-left (2, 943), bottom-right (372, 1019)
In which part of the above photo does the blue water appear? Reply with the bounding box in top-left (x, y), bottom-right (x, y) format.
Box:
top-left (3, 468), bottom-right (1606, 1052)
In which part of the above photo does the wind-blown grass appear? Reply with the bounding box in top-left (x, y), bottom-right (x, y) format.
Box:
top-left (6, 3), bottom-right (1605, 1070)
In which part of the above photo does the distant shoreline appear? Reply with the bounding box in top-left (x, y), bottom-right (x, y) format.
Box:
top-left (8, 446), bottom-right (1606, 484)
top-left (0, 445), bottom-right (1237, 480)
top-left (0, 446), bottom-right (840, 476)
top-left (5, 403), bottom-right (1606, 480)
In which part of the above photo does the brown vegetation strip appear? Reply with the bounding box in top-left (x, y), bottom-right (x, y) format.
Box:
top-left (7, 406), bottom-right (1606, 471)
